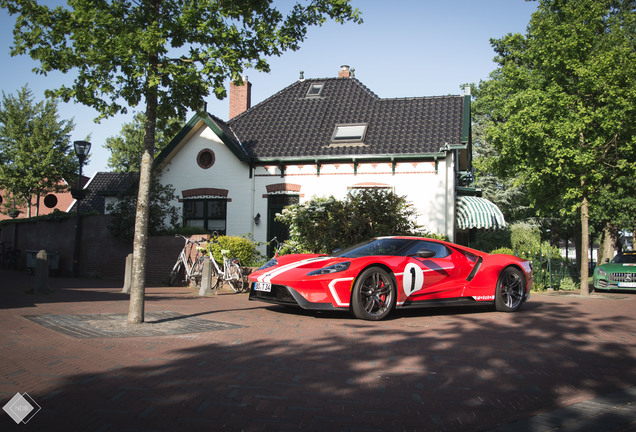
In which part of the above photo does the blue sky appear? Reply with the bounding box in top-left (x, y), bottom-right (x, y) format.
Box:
top-left (0, 0), bottom-right (537, 175)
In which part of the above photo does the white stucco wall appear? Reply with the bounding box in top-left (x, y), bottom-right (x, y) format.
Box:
top-left (158, 123), bottom-right (254, 235)
top-left (250, 158), bottom-right (454, 243)
top-left (158, 122), bottom-right (456, 244)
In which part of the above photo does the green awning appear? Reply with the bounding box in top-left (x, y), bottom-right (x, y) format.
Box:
top-left (456, 196), bottom-right (506, 230)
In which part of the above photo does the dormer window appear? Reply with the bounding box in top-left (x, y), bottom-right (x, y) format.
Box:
top-left (331, 123), bottom-right (368, 143)
top-left (306, 82), bottom-right (324, 97)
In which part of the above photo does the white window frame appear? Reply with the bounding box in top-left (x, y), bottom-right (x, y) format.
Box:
top-left (331, 123), bottom-right (368, 143)
top-left (306, 82), bottom-right (324, 97)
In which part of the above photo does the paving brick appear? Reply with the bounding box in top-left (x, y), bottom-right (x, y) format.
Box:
top-left (1, 269), bottom-right (635, 431)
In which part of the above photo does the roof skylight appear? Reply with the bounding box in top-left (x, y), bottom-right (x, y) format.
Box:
top-left (331, 124), bottom-right (368, 143)
top-left (306, 82), bottom-right (324, 97)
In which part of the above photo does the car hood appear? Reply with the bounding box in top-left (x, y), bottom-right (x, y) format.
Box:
top-left (597, 262), bottom-right (636, 272)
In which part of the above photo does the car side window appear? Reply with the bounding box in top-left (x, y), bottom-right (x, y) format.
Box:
top-left (404, 241), bottom-right (451, 258)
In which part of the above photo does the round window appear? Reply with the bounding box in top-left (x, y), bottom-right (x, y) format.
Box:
top-left (44, 194), bottom-right (58, 208)
top-left (197, 149), bottom-right (215, 169)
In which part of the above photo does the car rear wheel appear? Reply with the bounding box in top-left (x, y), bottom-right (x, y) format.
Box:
top-left (495, 266), bottom-right (525, 312)
top-left (351, 267), bottom-right (396, 321)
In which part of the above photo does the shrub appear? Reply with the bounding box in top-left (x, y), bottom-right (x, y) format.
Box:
top-left (510, 222), bottom-right (541, 259)
top-left (106, 177), bottom-right (180, 240)
top-left (473, 229), bottom-right (511, 253)
top-left (414, 230), bottom-right (449, 241)
top-left (276, 189), bottom-right (423, 254)
top-left (559, 277), bottom-right (577, 291)
top-left (489, 247), bottom-right (516, 256)
top-left (203, 235), bottom-right (263, 268)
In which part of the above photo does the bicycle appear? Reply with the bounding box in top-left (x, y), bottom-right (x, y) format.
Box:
top-left (168, 235), bottom-right (206, 286)
top-left (269, 236), bottom-right (285, 258)
top-left (269, 236), bottom-right (296, 258)
top-left (205, 232), bottom-right (245, 293)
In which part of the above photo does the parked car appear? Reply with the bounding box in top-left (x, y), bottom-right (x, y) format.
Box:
top-left (248, 236), bottom-right (533, 320)
top-left (593, 251), bottom-right (636, 291)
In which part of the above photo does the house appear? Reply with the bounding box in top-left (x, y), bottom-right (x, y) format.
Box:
top-left (155, 65), bottom-right (504, 250)
top-left (68, 172), bottom-right (139, 214)
top-left (0, 177), bottom-right (88, 221)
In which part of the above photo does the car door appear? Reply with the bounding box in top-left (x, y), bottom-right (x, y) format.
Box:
top-left (400, 241), bottom-right (465, 301)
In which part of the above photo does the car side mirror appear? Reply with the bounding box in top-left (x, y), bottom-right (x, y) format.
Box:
top-left (412, 249), bottom-right (435, 258)
top-left (604, 258), bottom-right (610, 263)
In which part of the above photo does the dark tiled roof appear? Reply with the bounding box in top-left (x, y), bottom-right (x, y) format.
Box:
top-left (73, 172), bottom-right (138, 213)
top-left (227, 77), bottom-right (465, 160)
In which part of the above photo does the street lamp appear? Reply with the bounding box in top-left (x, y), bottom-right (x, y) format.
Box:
top-left (72, 140), bottom-right (91, 277)
top-left (8, 195), bottom-right (20, 219)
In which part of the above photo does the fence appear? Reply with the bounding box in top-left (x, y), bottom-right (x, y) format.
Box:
top-left (528, 248), bottom-right (579, 290)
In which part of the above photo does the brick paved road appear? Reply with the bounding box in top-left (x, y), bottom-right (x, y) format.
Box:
top-left (1, 269), bottom-right (635, 431)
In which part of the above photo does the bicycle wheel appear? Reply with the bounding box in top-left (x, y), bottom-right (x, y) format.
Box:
top-left (190, 256), bottom-right (204, 287)
top-left (209, 265), bottom-right (221, 291)
top-left (168, 261), bottom-right (183, 286)
top-left (227, 262), bottom-right (244, 293)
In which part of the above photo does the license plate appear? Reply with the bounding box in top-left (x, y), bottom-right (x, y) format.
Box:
top-left (618, 282), bottom-right (636, 288)
top-left (254, 282), bottom-right (272, 292)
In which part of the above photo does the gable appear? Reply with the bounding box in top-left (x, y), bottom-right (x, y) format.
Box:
top-left (155, 113), bottom-right (248, 171)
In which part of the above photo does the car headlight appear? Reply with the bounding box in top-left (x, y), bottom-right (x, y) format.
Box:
top-left (596, 268), bottom-right (607, 277)
top-left (258, 259), bottom-right (278, 271)
top-left (308, 261), bottom-right (351, 276)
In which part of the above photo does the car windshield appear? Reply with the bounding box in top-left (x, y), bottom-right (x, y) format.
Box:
top-left (332, 238), bottom-right (450, 258)
top-left (612, 253), bottom-right (636, 264)
top-left (333, 238), bottom-right (416, 258)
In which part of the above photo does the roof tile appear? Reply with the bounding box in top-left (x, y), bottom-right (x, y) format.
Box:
top-left (225, 77), bottom-right (464, 160)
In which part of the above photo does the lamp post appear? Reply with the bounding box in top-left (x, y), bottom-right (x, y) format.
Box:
top-left (72, 140), bottom-right (91, 277)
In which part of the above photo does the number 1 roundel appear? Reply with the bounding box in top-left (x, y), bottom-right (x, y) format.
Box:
top-left (403, 263), bottom-right (424, 296)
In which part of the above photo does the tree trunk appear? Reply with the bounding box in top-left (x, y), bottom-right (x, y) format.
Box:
top-left (26, 196), bottom-right (32, 218)
top-left (574, 222), bottom-right (581, 274)
top-left (128, 10), bottom-right (160, 323)
top-left (579, 191), bottom-right (590, 296)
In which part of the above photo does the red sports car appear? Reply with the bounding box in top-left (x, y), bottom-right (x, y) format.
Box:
top-left (248, 236), bottom-right (533, 320)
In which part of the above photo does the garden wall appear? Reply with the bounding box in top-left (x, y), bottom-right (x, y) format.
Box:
top-left (0, 215), bottom-right (204, 286)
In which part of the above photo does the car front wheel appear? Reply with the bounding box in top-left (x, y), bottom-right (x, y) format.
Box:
top-left (495, 266), bottom-right (525, 312)
top-left (351, 267), bottom-right (396, 321)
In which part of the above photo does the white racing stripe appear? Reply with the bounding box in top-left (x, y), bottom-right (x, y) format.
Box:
top-left (257, 257), bottom-right (332, 283)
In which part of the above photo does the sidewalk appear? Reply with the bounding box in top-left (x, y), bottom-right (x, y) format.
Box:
top-left (1, 269), bottom-right (635, 431)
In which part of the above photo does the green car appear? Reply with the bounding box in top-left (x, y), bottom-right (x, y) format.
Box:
top-left (593, 251), bottom-right (636, 291)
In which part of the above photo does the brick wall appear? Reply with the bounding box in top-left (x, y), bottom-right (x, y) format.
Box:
top-left (229, 77), bottom-right (251, 119)
top-left (0, 215), bottom-right (201, 286)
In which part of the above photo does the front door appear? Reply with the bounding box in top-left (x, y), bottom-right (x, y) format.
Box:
top-left (267, 194), bottom-right (299, 257)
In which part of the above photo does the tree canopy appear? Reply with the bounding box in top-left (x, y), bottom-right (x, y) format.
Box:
top-left (0, 85), bottom-right (76, 217)
top-left (1, 0), bottom-right (362, 322)
top-left (477, 0), bottom-right (636, 293)
top-left (105, 113), bottom-right (181, 173)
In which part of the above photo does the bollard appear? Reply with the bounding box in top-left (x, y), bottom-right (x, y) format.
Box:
top-left (34, 249), bottom-right (49, 293)
top-left (122, 253), bottom-right (133, 293)
top-left (199, 259), bottom-right (213, 296)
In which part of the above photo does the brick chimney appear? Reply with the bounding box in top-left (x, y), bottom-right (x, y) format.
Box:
top-left (229, 75), bottom-right (252, 119)
top-left (338, 65), bottom-right (351, 78)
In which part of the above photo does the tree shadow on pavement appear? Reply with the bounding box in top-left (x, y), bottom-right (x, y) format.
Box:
top-left (7, 295), bottom-right (634, 432)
